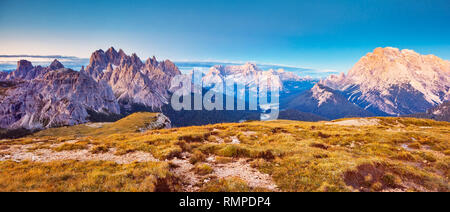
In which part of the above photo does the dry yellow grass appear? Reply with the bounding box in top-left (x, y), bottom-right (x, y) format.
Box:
top-left (0, 113), bottom-right (449, 192)
top-left (0, 160), bottom-right (177, 192)
top-left (200, 177), bottom-right (270, 192)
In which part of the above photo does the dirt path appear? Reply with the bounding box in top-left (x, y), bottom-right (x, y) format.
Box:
top-left (170, 155), bottom-right (278, 192)
top-left (212, 158), bottom-right (278, 191)
top-left (170, 158), bottom-right (200, 192)
top-left (326, 118), bottom-right (380, 126)
top-left (0, 144), bottom-right (158, 164)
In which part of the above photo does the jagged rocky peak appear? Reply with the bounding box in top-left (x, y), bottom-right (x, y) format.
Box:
top-left (227, 62), bottom-right (260, 75)
top-left (83, 47), bottom-right (181, 109)
top-left (7, 60), bottom-right (35, 80)
top-left (310, 84), bottom-right (336, 106)
top-left (17, 60), bottom-right (34, 72)
top-left (85, 47), bottom-right (132, 77)
top-left (105, 47), bottom-right (120, 64)
top-left (0, 71), bottom-right (7, 80)
top-left (49, 59), bottom-right (64, 70)
top-left (127, 53), bottom-right (144, 68)
top-left (86, 47), bottom-right (181, 77)
top-left (145, 56), bottom-right (158, 67)
top-left (118, 49), bottom-right (127, 60)
top-left (321, 47), bottom-right (450, 115)
top-left (7, 60), bottom-right (50, 80)
top-left (89, 49), bottom-right (106, 66)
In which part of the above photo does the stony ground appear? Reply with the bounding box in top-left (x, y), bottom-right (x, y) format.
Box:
top-left (0, 135), bottom-right (278, 191)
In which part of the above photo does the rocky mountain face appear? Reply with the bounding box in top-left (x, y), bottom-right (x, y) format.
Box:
top-left (82, 47), bottom-right (181, 109)
top-left (200, 63), bottom-right (316, 110)
top-left (426, 101), bottom-right (450, 121)
top-left (0, 60), bottom-right (120, 130)
top-left (287, 84), bottom-right (374, 120)
top-left (139, 113), bottom-right (172, 131)
top-left (0, 71), bottom-right (7, 80)
top-left (5, 59), bottom-right (64, 80)
top-left (321, 47), bottom-right (450, 115)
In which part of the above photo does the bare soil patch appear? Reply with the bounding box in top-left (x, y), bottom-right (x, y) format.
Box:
top-left (327, 118), bottom-right (380, 126)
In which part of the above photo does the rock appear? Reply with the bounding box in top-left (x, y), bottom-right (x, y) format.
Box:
top-left (6, 60), bottom-right (61, 80)
top-left (83, 47), bottom-right (181, 109)
top-left (49, 59), bottom-right (64, 70)
top-left (287, 84), bottom-right (374, 120)
top-left (139, 113), bottom-right (171, 132)
top-left (0, 71), bottom-right (7, 80)
top-left (321, 47), bottom-right (450, 115)
top-left (202, 63), bottom-right (283, 92)
top-left (0, 65), bottom-right (120, 130)
top-left (0, 47), bottom-right (182, 130)
top-left (407, 101), bottom-right (450, 121)
top-left (200, 62), bottom-right (312, 97)
top-left (7, 60), bottom-right (34, 80)
top-left (17, 60), bottom-right (33, 72)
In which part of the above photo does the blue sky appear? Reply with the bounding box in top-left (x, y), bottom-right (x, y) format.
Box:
top-left (0, 0), bottom-right (449, 72)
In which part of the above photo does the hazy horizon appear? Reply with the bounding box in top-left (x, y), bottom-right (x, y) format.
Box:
top-left (1, 0), bottom-right (449, 73)
top-left (0, 53), bottom-right (338, 78)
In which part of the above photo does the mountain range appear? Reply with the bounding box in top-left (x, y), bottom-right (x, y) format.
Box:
top-left (0, 60), bottom-right (119, 130)
top-left (0, 46), bottom-right (449, 134)
top-left (198, 62), bottom-right (317, 112)
top-left (286, 84), bottom-right (374, 120)
top-left (82, 47), bottom-right (181, 109)
top-left (286, 47), bottom-right (450, 120)
top-left (0, 47), bottom-right (181, 131)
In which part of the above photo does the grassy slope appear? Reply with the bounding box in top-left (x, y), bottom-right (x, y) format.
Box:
top-left (34, 112), bottom-right (159, 137)
top-left (0, 160), bottom-right (176, 192)
top-left (0, 113), bottom-right (449, 192)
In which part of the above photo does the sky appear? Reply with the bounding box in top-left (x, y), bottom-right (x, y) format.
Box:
top-left (0, 0), bottom-right (449, 72)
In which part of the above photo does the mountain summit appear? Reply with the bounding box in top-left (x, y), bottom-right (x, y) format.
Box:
top-left (321, 47), bottom-right (450, 115)
top-left (82, 47), bottom-right (181, 109)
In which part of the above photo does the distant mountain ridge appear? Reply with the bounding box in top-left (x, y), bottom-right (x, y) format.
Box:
top-left (287, 84), bottom-right (374, 120)
top-left (406, 101), bottom-right (450, 122)
top-left (201, 62), bottom-right (311, 92)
